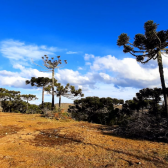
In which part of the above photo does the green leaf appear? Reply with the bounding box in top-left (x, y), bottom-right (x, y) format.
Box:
top-left (117, 33), bottom-right (130, 46)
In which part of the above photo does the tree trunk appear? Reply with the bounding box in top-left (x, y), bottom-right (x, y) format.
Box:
top-left (9, 98), bottom-right (11, 112)
top-left (27, 100), bottom-right (28, 110)
top-left (42, 86), bottom-right (44, 109)
top-left (0, 101), bottom-right (2, 112)
top-left (157, 51), bottom-right (168, 127)
top-left (59, 95), bottom-right (61, 108)
top-left (52, 69), bottom-right (55, 111)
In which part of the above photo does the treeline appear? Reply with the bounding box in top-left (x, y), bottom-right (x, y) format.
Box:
top-left (0, 87), bottom-right (166, 118)
top-left (0, 88), bottom-right (55, 114)
top-left (67, 87), bottom-right (168, 142)
top-left (68, 97), bottom-right (124, 125)
top-left (68, 87), bottom-right (166, 125)
top-left (124, 88), bottom-right (166, 117)
top-left (0, 88), bottom-right (41, 113)
top-left (1, 86), bottom-right (168, 141)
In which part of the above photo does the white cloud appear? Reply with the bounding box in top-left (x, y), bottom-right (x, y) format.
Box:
top-left (83, 83), bottom-right (140, 101)
top-left (0, 70), bottom-right (19, 77)
top-left (84, 53), bottom-right (94, 60)
top-left (99, 73), bottom-right (111, 80)
top-left (78, 67), bottom-right (83, 70)
top-left (0, 64), bottom-right (51, 88)
top-left (13, 64), bottom-right (25, 70)
top-left (2, 41), bottom-right (168, 104)
top-left (55, 69), bottom-right (90, 86)
top-left (0, 64), bottom-right (95, 92)
top-left (0, 39), bottom-right (59, 62)
top-left (83, 54), bottom-right (168, 89)
top-left (66, 51), bottom-right (78, 54)
top-left (85, 62), bottom-right (91, 65)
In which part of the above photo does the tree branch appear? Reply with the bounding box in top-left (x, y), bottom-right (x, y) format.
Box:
top-left (31, 59), bottom-right (49, 71)
top-left (153, 30), bottom-right (161, 48)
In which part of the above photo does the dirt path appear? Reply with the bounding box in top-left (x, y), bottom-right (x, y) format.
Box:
top-left (0, 112), bottom-right (168, 168)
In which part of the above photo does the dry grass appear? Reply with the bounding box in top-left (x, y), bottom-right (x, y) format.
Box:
top-left (0, 112), bottom-right (168, 168)
top-left (55, 103), bottom-right (74, 112)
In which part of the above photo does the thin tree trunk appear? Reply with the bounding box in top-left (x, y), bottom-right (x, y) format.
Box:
top-left (52, 69), bottom-right (55, 111)
top-left (0, 101), bottom-right (2, 112)
top-left (59, 95), bottom-right (61, 108)
top-left (157, 51), bottom-right (168, 127)
top-left (42, 86), bottom-right (44, 109)
top-left (27, 100), bottom-right (28, 110)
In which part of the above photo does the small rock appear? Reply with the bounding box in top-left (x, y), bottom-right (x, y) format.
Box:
top-left (4, 155), bottom-right (12, 159)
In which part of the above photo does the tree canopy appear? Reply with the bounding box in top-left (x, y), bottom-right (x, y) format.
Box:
top-left (21, 94), bottom-right (38, 110)
top-left (26, 77), bottom-right (53, 109)
top-left (117, 20), bottom-right (168, 126)
top-left (45, 80), bottom-right (84, 108)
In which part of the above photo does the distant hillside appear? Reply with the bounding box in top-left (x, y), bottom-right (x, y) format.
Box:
top-left (55, 103), bottom-right (74, 112)
top-left (113, 104), bottom-right (123, 110)
top-left (55, 103), bottom-right (123, 112)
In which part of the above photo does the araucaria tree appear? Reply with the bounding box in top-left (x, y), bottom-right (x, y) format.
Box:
top-left (117, 20), bottom-right (168, 126)
top-left (0, 88), bottom-right (21, 112)
top-left (25, 77), bottom-right (53, 109)
top-left (21, 94), bottom-right (38, 110)
top-left (33, 55), bottom-right (67, 110)
top-left (45, 81), bottom-right (84, 108)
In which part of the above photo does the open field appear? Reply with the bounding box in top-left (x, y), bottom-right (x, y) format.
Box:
top-left (54, 103), bottom-right (74, 112)
top-left (0, 112), bottom-right (168, 168)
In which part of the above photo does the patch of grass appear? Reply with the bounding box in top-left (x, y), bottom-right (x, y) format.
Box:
top-left (0, 125), bottom-right (22, 138)
top-left (29, 128), bottom-right (84, 147)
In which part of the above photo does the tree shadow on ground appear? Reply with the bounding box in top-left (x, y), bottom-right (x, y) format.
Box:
top-left (28, 127), bottom-right (168, 167)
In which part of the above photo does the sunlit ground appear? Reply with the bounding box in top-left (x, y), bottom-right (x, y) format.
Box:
top-left (0, 112), bottom-right (168, 168)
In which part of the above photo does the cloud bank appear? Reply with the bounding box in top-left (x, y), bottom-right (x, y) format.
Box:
top-left (1, 39), bottom-right (168, 102)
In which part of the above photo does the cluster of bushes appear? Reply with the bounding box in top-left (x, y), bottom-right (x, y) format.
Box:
top-left (1, 100), bottom-right (44, 114)
top-left (68, 96), bottom-right (125, 125)
top-left (67, 88), bottom-right (168, 142)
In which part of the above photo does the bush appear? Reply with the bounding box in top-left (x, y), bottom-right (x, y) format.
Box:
top-left (13, 110), bottom-right (20, 113)
top-left (113, 112), bottom-right (168, 142)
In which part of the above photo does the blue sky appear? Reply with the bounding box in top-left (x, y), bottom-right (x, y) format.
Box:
top-left (1, 0), bottom-right (168, 105)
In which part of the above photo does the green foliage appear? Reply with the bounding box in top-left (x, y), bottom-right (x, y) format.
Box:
top-left (27, 104), bottom-right (42, 114)
top-left (54, 107), bottom-right (62, 113)
top-left (21, 94), bottom-right (38, 110)
top-left (117, 20), bottom-right (168, 62)
top-left (68, 96), bottom-right (124, 125)
top-left (13, 110), bottom-right (20, 113)
top-left (0, 88), bottom-right (20, 101)
top-left (21, 94), bottom-right (38, 101)
top-left (122, 87), bottom-right (165, 117)
top-left (45, 79), bottom-right (84, 108)
top-left (123, 45), bottom-right (133, 53)
top-left (117, 20), bottom-right (168, 123)
top-left (1, 99), bottom-right (27, 113)
top-left (26, 77), bottom-right (52, 87)
top-left (134, 34), bottom-right (146, 48)
top-left (39, 102), bottom-right (52, 110)
top-left (117, 33), bottom-right (130, 46)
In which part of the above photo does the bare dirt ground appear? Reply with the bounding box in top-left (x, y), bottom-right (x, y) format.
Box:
top-left (0, 112), bottom-right (168, 168)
